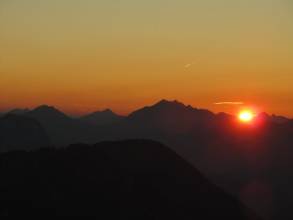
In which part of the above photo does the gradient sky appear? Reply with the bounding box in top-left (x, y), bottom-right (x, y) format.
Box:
top-left (0, 0), bottom-right (292, 116)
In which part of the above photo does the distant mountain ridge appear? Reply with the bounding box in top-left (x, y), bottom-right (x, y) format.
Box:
top-left (129, 99), bottom-right (214, 121)
top-left (2, 100), bottom-right (291, 122)
top-left (1, 99), bottom-right (293, 219)
top-left (80, 109), bottom-right (125, 126)
top-left (27, 105), bottom-right (69, 120)
top-left (23, 105), bottom-right (98, 146)
top-left (1, 100), bottom-right (292, 148)
top-left (1, 99), bottom-right (292, 148)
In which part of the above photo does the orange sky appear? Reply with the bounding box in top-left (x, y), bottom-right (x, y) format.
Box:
top-left (0, 0), bottom-right (293, 117)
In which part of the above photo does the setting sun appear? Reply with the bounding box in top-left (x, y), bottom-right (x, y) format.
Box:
top-left (238, 110), bottom-right (255, 123)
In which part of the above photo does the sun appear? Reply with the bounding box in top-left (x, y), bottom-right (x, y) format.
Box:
top-left (238, 110), bottom-right (255, 123)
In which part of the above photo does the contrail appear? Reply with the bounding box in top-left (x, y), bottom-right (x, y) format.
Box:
top-left (214, 102), bottom-right (244, 105)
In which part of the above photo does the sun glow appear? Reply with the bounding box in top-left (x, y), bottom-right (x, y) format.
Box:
top-left (238, 110), bottom-right (255, 123)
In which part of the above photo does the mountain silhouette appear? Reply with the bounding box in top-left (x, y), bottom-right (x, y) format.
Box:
top-left (80, 109), bottom-right (125, 126)
top-left (24, 105), bottom-right (97, 145)
top-left (1, 99), bottom-right (293, 219)
top-left (26, 105), bottom-right (70, 121)
top-left (128, 99), bottom-right (214, 135)
top-left (0, 114), bottom-right (50, 152)
top-left (129, 99), bottom-right (214, 123)
top-left (0, 140), bottom-right (260, 219)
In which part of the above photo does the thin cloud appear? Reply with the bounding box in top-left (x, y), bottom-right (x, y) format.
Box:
top-left (214, 102), bottom-right (244, 105)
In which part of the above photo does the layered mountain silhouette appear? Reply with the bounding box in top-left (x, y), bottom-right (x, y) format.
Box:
top-left (0, 140), bottom-right (260, 219)
top-left (0, 99), bottom-right (293, 219)
top-left (24, 105), bottom-right (99, 145)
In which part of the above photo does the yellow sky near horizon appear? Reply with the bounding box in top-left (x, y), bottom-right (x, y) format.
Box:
top-left (0, 0), bottom-right (293, 116)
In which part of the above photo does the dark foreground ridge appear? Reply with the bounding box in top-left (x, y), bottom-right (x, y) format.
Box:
top-left (0, 140), bottom-right (259, 219)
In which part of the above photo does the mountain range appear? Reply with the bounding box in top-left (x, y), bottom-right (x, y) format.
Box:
top-left (0, 99), bottom-right (293, 219)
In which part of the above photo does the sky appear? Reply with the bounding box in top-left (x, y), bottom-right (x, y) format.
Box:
top-left (0, 0), bottom-right (292, 116)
